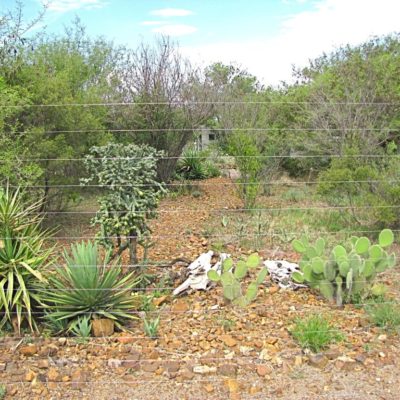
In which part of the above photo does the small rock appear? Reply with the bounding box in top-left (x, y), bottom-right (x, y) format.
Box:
top-left (107, 359), bottom-right (122, 368)
top-left (25, 370), bottom-right (36, 382)
top-left (221, 335), bottom-right (237, 347)
top-left (47, 368), bottom-right (60, 382)
top-left (153, 295), bottom-right (169, 307)
top-left (324, 350), bottom-right (340, 360)
top-left (294, 356), bottom-right (303, 367)
top-left (308, 354), bottom-right (329, 369)
top-left (268, 286), bottom-right (279, 294)
top-left (239, 346), bottom-right (253, 356)
top-left (193, 365), bottom-right (217, 374)
top-left (165, 361), bottom-right (180, 373)
top-left (0, 362), bottom-right (6, 371)
top-left (224, 378), bottom-right (240, 393)
top-left (256, 364), bottom-right (272, 377)
top-left (218, 364), bottom-right (238, 377)
top-left (180, 369), bottom-right (195, 380)
top-left (58, 338), bottom-right (67, 346)
top-left (379, 352), bottom-right (386, 358)
top-left (258, 349), bottom-right (271, 361)
top-left (71, 369), bottom-right (86, 390)
top-left (378, 334), bottom-right (387, 342)
top-left (204, 384), bottom-right (214, 393)
top-left (141, 362), bottom-right (159, 373)
top-left (20, 345), bottom-right (38, 357)
top-left (171, 300), bottom-right (189, 313)
top-left (38, 359), bottom-right (49, 369)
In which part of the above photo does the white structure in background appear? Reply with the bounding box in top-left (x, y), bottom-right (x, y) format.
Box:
top-left (194, 127), bottom-right (216, 151)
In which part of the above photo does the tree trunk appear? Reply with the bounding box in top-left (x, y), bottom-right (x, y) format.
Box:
top-left (128, 231), bottom-right (138, 267)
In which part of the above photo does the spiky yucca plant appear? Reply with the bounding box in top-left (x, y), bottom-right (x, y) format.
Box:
top-left (42, 241), bottom-right (140, 331)
top-left (0, 187), bottom-right (53, 333)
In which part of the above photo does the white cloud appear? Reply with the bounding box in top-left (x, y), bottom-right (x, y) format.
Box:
top-left (152, 24), bottom-right (197, 37)
top-left (182, 0), bottom-right (400, 85)
top-left (150, 8), bottom-right (193, 18)
top-left (47, 0), bottom-right (106, 12)
top-left (140, 21), bottom-right (167, 26)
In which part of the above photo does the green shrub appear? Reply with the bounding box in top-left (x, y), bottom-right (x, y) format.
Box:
top-left (291, 315), bottom-right (344, 352)
top-left (292, 229), bottom-right (396, 305)
top-left (70, 315), bottom-right (92, 340)
top-left (227, 131), bottom-right (262, 210)
top-left (176, 147), bottom-right (220, 180)
top-left (41, 241), bottom-right (140, 331)
top-left (0, 384), bottom-right (6, 399)
top-left (366, 301), bottom-right (400, 331)
top-left (143, 315), bottom-right (160, 339)
top-left (0, 187), bottom-right (53, 333)
top-left (207, 253), bottom-right (268, 307)
top-left (82, 143), bottom-right (166, 265)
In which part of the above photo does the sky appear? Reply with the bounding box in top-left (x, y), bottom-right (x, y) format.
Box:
top-left (5, 0), bottom-right (400, 85)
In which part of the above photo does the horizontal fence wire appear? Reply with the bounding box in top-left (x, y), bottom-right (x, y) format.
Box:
top-left (1, 100), bottom-right (400, 108)
top-left (7, 179), bottom-right (400, 188)
top-left (1, 154), bottom-right (399, 162)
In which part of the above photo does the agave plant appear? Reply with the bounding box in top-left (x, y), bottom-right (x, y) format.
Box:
top-left (42, 241), bottom-right (140, 331)
top-left (0, 187), bottom-right (53, 333)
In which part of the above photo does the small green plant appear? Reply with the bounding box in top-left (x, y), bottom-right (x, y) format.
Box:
top-left (291, 229), bottom-right (396, 305)
top-left (366, 302), bottom-right (400, 332)
top-left (291, 315), bottom-right (344, 352)
top-left (143, 315), bottom-right (160, 339)
top-left (207, 253), bottom-right (268, 307)
top-left (0, 384), bottom-right (6, 399)
top-left (42, 241), bottom-right (141, 331)
top-left (217, 317), bottom-right (235, 332)
top-left (70, 316), bottom-right (92, 340)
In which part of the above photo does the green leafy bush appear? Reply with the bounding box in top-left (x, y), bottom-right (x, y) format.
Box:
top-left (227, 131), bottom-right (262, 209)
top-left (42, 241), bottom-right (140, 331)
top-left (207, 253), bottom-right (268, 307)
top-left (291, 315), bottom-right (344, 352)
top-left (176, 147), bottom-right (220, 180)
top-left (292, 229), bottom-right (396, 305)
top-left (82, 143), bottom-right (166, 265)
top-left (0, 187), bottom-right (53, 333)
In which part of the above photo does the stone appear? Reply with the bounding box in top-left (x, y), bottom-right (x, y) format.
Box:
top-left (141, 362), bottom-right (159, 373)
top-left (258, 349), bottom-right (271, 361)
top-left (71, 369), bottom-right (86, 390)
top-left (218, 364), bottom-right (238, 377)
top-left (25, 370), bottom-right (36, 382)
top-left (378, 334), bottom-right (387, 342)
top-left (308, 354), bottom-right (329, 369)
top-left (193, 365), bottom-right (217, 374)
top-left (256, 364), bottom-right (272, 377)
top-left (107, 359), bottom-right (122, 368)
top-left (171, 300), bottom-right (189, 313)
top-left (47, 368), bottom-right (60, 382)
top-left (165, 361), bottom-right (180, 373)
top-left (0, 362), bottom-right (6, 371)
top-left (294, 356), bottom-right (303, 366)
top-left (20, 345), bottom-right (38, 357)
top-left (180, 369), bottom-right (195, 381)
top-left (38, 359), bottom-right (49, 369)
top-left (221, 335), bottom-right (237, 347)
top-left (92, 318), bottom-right (114, 337)
top-left (324, 350), bottom-right (341, 360)
top-left (204, 384), bottom-right (214, 393)
top-left (224, 378), bottom-right (240, 393)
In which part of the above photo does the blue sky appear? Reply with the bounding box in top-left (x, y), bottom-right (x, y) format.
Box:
top-left (5, 0), bottom-right (400, 84)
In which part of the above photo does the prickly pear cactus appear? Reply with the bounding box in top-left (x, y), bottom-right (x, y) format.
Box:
top-left (207, 253), bottom-right (267, 307)
top-left (291, 229), bottom-right (396, 305)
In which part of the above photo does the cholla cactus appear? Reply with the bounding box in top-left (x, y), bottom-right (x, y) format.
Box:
top-left (207, 253), bottom-right (268, 307)
top-left (292, 229), bottom-right (396, 305)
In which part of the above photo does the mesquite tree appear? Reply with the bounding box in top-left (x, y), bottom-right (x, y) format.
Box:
top-left (82, 143), bottom-right (166, 265)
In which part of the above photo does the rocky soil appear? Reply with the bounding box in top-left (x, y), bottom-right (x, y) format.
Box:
top-left (1, 178), bottom-right (399, 399)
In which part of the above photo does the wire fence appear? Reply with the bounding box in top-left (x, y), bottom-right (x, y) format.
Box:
top-left (1, 101), bottom-right (400, 397)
